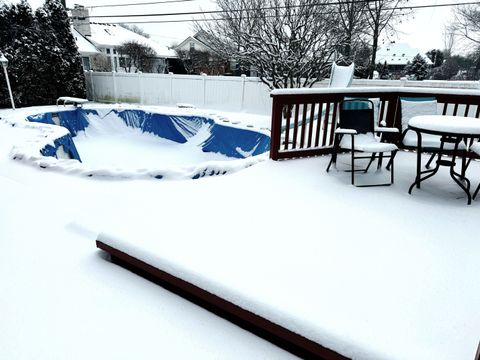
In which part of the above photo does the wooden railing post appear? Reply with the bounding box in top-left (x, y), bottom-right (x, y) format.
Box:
top-left (270, 95), bottom-right (283, 160)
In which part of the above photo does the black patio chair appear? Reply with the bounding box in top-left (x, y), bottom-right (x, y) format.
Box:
top-left (326, 99), bottom-right (399, 187)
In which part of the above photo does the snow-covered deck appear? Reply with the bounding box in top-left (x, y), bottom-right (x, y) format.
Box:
top-left (1, 106), bottom-right (479, 360)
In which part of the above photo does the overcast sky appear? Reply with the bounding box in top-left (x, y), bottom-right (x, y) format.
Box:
top-left (15, 0), bottom-right (467, 53)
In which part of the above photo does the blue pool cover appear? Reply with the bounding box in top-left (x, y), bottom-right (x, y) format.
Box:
top-left (26, 108), bottom-right (270, 169)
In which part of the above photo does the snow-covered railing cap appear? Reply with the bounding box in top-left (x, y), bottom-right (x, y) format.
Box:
top-left (56, 97), bottom-right (89, 107)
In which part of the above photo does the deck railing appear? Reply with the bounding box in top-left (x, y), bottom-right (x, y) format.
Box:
top-left (269, 87), bottom-right (480, 160)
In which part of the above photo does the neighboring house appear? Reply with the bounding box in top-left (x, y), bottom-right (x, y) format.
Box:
top-left (376, 42), bottom-right (432, 77)
top-left (72, 27), bottom-right (100, 71)
top-left (174, 31), bottom-right (215, 54)
top-left (71, 5), bottom-right (177, 73)
top-left (174, 32), bottom-right (257, 76)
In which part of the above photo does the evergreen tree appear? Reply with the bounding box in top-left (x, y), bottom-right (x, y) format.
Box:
top-left (0, 0), bottom-right (85, 108)
top-left (426, 49), bottom-right (444, 68)
top-left (0, 1), bottom-right (45, 106)
top-left (404, 54), bottom-right (429, 80)
top-left (36, 0), bottom-right (86, 102)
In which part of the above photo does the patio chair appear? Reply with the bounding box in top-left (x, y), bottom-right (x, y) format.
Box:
top-left (329, 62), bottom-right (354, 88)
top-left (326, 99), bottom-right (399, 187)
top-left (398, 98), bottom-right (468, 172)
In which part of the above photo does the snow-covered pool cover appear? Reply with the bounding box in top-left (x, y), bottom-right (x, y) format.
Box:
top-left (9, 106), bottom-right (270, 180)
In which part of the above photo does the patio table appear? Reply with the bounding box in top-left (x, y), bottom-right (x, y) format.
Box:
top-left (408, 115), bottom-right (480, 205)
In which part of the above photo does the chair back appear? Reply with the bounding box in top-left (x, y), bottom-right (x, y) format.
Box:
top-left (339, 99), bottom-right (375, 134)
top-left (329, 62), bottom-right (354, 88)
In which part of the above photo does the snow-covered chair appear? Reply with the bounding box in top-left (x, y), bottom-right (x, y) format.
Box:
top-left (471, 142), bottom-right (480, 200)
top-left (326, 99), bottom-right (399, 186)
top-left (399, 98), bottom-right (467, 170)
top-left (329, 62), bottom-right (354, 88)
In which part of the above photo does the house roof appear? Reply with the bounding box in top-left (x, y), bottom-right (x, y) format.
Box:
top-left (174, 31), bottom-right (214, 52)
top-left (72, 27), bottom-right (100, 56)
top-left (87, 23), bottom-right (177, 58)
top-left (376, 43), bottom-right (432, 66)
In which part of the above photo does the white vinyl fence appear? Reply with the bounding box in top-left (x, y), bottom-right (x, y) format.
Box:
top-left (85, 71), bottom-right (480, 116)
top-left (85, 71), bottom-right (273, 115)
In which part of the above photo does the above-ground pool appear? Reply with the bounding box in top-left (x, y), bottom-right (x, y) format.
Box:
top-left (10, 106), bottom-right (270, 180)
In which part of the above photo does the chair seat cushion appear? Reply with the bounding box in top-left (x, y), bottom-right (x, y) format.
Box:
top-left (470, 141), bottom-right (480, 155)
top-left (403, 130), bottom-right (467, 150)
top-left (340, 133), bottom-right (398, 153)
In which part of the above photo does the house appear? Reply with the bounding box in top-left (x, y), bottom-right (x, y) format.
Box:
top-left (375, 42), bottom-right (432, 77)
top-left (72, 27), bottom-right (100, 71)
top-left (71, 5), bottom-right (177, 73)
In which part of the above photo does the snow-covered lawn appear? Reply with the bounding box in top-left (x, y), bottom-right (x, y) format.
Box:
top-left (1, 105), bottom-right (479, 360)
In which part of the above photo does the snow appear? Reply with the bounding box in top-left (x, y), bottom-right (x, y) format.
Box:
top-left (409, 115), bottom-right (480, 135)
top-left (271, 86), bottom-right (480, 97)
top-left (1, 105), bottom-right (480, 360)
top-left (339, 133), bottom-right (398, 152)
top-left (329, 63), bottom-right (354, 88)
top-left (72, 27), bottom-right (99, 55)
top-left (74, 118), bottom-right (231, 168)
top-left (89, 23), bottom-right (176, 58)
top-left (375, 42), bottom-right (433, 66)
top-left (5, 104), bottom-right (269, 180)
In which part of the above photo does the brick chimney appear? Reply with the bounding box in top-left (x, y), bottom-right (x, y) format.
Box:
top-left (72, 5), bottom-right (91, 37)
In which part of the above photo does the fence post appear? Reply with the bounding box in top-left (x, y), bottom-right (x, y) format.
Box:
top-left (240, 74), bottom-right (246, 111)
top-left (202, 72), bottom-right (207, 107)
top-left (112, 71), bottom-right (118, 103)
top-left (138, 71), bottom-right (144, 104)
top-left (169, 72), bottom-right (174, 105)
top-left (89, 70), bottom-right (95, 101)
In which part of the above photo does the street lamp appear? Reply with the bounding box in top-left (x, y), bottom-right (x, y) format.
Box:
top-left (0, 53), bottom-right (15, 110)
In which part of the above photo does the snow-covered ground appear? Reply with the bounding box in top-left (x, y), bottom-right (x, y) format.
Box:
top-left (1, 105), bottom-right (479, 360)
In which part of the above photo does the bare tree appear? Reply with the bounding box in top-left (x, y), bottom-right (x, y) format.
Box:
top-left (333, 0), bottom-right (369, 62)
top-left (91, 54), bottom-right (112, 72)
top-left (452, 5), bottom-right (480, 45)
top-left (176, 48), bottom-right (228, 75)
top-left (117, 41), bottom-right (156, 72)
top-left (443, 24), bottom-right (456, 57)
top-left (364, 0), bottom-right (411, 78)
top-left (196, 0), bottom-right (343, 89)
top-left (119, 24), bottom-right (151, 38)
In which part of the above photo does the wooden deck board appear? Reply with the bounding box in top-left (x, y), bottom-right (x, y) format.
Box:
top-left (96, 240), bottom-right (349, 360)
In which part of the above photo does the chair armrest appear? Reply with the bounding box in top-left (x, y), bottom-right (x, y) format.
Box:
top-left (335, 128), bottom-right (357, 135)
top-left (375, 127), bottom-right (399, 133)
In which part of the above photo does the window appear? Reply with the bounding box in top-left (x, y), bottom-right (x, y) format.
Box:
top-left (119, 57), bottom-right (125, 68)
top-left (189, 42), bottom-right (195, 51)
top-left (106, 48), bottom-right (110, 54)
top-left (82, 56), bottom-right (91, 71)
top-left (113, 48), bottom-right (117, 54)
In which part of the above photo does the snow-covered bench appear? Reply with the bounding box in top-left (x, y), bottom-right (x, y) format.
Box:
top-left (56, 97), bottom-right (89, 107)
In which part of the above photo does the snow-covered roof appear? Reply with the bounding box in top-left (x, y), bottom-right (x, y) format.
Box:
top-left (87, 23), bottom-right (177, 58)
top-left (376, 42), bottom-right (432, 66)
top-left (72, 27), bottom-right (100, 56)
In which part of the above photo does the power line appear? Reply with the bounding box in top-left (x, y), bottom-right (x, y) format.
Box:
top-left (90, 1), bottom-right (479, 25)
top-left (88, 0), bottom-right (198, 9)
top-left (87, 0), bottom-right (376, 19)
top-left (86, 0), bottom-right (480, 19)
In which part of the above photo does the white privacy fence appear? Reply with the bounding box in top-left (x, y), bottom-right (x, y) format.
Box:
top-left (84, 71), bottom-right (273, 115)
top-left (84, 71), bottom-right (480, 116)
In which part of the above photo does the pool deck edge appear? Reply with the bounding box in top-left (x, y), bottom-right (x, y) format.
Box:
top-left (96, 240), bottom-right (349, 360)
